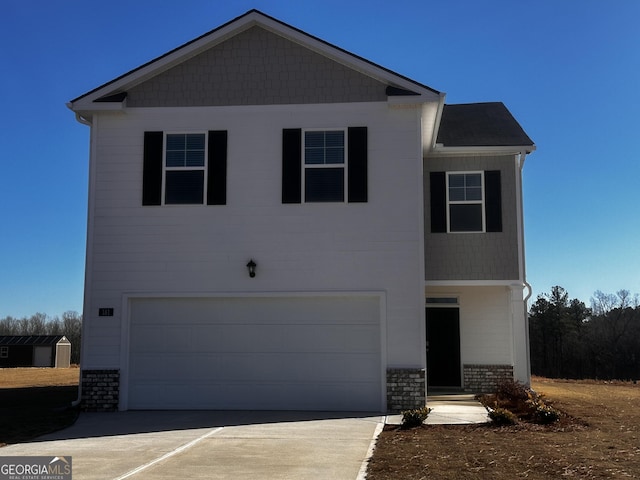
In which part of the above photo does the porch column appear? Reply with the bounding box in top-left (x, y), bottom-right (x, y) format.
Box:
top-left (510, 284), bottom-right (531, 385)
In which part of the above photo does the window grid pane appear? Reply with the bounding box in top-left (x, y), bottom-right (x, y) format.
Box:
top-left (305, 131), bottom-right (344, 165)
top-left (166, 134), bottom-right (205, 167)
top-left (449, 173), bottom-right (482, 202)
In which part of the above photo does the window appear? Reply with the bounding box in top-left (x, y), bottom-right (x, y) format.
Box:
top-left (142, 130), bottom-right (227, 206)
top-left (0, 346), bottom-right (8, 358)
top-left (304, 130), bottom-right (345, 202)
top-left (429, 170), bottom-right (502, 233)
top-left (426, 297), bottom-right (459, 305)
top-left (282, 127), bottom-right (368, 204)
top-left (447, 172), bottom-right (484, 232)
top-left (165, 133), bottom-right (206, 204)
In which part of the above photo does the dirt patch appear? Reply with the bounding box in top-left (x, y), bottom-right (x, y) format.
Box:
top-left (0, 368), bottom-right (80, 447)
top-left (366, 377), bottom-right (640, 479)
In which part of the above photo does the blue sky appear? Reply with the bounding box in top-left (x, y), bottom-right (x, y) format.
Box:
top-left (1, 0), bottom-right (639, 317)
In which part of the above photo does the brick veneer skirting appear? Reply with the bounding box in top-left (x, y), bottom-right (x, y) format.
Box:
top-left (386, 368), bottom-right (426, 412)
top-left (463, 364), bottom-right (514, 393)
top-left (81, 369), bottom-right (120, 411)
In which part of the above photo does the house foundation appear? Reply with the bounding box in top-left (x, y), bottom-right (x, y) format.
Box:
top-left (81, 369), bottom-right (120, 411)
top-left (386, 368), bottom-right (426, 412)
top-left (463, 364), bottom-right (514, 393)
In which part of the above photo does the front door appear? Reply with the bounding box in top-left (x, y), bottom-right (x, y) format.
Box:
top-left (426, 307), bottom-right (461, 388)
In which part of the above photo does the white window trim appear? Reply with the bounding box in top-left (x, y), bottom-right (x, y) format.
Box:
top-left (301, 128), bottom-right (348, 204)
top-left (446, 171), bottom-right (486, 233)
top-left (425, 296), bottom-right (459, 307)
top-left (162, 132), bottom-right (208, 206)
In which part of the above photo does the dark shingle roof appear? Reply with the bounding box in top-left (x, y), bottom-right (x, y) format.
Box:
top-left (437, 102), bottom-right (534, 148)
top-left (0, 335), bottom-right (68, 346)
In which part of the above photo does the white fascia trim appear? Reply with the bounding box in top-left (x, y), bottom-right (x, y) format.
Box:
top-left (425, 280), bottom-right (526, 288)
top-left (429, 94), bottom-right (447, 150)
top-left (431, 145), bottom-right (536, 156)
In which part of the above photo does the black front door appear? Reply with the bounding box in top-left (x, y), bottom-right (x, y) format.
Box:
top-left (426, 307), bottom-right (461, 388)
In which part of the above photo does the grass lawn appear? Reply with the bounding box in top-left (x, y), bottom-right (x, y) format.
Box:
top-left (366, 377), bottom-right (640, 479)
top-left (0, 367), bottom-right (80, 447)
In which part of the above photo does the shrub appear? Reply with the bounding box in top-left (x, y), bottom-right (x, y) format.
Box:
top-left (496, 379), bottom-right (531, 402)
top-left (400, 406), bottom-right (432, 429)
top-left (533, 404), bottom-right (560, 424)
top-left (487, 379), bottom-right (561, 425)
top-left (488, 407), bottom-right (518, 425)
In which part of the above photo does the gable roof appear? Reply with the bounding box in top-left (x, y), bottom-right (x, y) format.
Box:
top-left (436, 102), bottom-right (535, 149)
top-left (0, 335), bottom-right (69, 346)
top-left (69, 9), bottom-right (441, 112)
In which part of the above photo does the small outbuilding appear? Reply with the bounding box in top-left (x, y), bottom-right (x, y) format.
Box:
top-left (0, 335), bottom-right (72, 368)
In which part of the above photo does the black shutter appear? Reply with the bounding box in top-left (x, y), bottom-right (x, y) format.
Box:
top-left (282, 128), bottom-right (302, 203)
top-left (207, 130), bottom-right (227, 205)
top-left (348, 127), bottom-right (368, 202)
top-left (142, 131), bottom-right (163, 206)
top-left (430, 172), bottom-right (447, 233)
top-left (485, 170), bottom-right (502, 232)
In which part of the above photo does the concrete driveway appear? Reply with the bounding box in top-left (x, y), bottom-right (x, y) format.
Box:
top-left (1, 411), bottom-right (384, 479)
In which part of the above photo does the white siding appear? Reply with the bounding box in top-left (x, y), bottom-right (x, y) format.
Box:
top-left (83, 101), bottom-right (428, 375)
top-left (425, 286), bottom-right (514, 365)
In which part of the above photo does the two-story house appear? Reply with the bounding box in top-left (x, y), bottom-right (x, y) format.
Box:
top-left (68, 10), bottom-right (534, 412)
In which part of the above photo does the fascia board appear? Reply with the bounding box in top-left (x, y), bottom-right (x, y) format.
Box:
top-left (425, 280), bottom-right (526, 287)
top-left (430, 145), bottom-right (536, 156)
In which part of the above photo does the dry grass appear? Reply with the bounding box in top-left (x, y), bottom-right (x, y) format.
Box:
top-left (366, 377), bottom-right (640, 479)
top-left (0, 367), bottom-right (80, 447)
top-left (0, 366), bottom-right (79, 388)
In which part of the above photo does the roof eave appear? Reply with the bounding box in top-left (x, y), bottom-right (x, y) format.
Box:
top-left (430, 144), bottom-right (536, 156)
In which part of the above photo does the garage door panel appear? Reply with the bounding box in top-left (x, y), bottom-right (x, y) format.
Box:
top-left (132, 352), bottom-right (380, 383)
top-left (130, 297), bottom-right (379, 326)
top-left (131, 324), bottom-right (380, 355)
top-left (128, 296), bottom-right (382, 411)
top-left (131, 381), bottom-right (382, 411)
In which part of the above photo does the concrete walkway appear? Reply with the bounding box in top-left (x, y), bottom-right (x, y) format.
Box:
top-left (386, 394), bottom-right (490, 425)
top-left (1, 411), bottom-right (383, 480)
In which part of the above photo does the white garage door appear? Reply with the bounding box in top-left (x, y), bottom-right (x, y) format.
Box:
top-left (127, 296), bottom-right (382, 411)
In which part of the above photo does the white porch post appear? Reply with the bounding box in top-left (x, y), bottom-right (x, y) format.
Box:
top-left (510, 284), bottom-right (531, 385)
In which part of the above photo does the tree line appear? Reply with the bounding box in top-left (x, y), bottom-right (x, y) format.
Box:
top-left (0, 312), bottom-right (82, 364)
top-left (529, 286), bottom-right (640, 381)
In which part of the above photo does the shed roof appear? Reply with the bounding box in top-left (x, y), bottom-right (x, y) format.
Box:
top-left (436, 102), bottom-right (534, 148)
top-left (0, 335), bottom-right (69, 346)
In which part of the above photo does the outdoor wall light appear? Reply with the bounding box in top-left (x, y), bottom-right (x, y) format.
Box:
top-left (246, 259), bottom-right (257, 278)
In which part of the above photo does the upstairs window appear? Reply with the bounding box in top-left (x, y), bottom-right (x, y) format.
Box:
top-left (430, 170), bottom-right (502, 233)
top-left (304, 130), bottom-right (345, 202)
top-left (165, 133), bottom-right (206, 204)
top-left (447, 172), bottom-right (484, 232)
top-left (282, 127), bottom-right (368, 204)
top-left (142, 130), bottom-right (227, 206)
top-left (0, 346), bottom-right (8, 358)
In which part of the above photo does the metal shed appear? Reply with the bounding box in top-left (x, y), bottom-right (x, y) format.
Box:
top-left (0, 335), bottom-right (72, 368)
